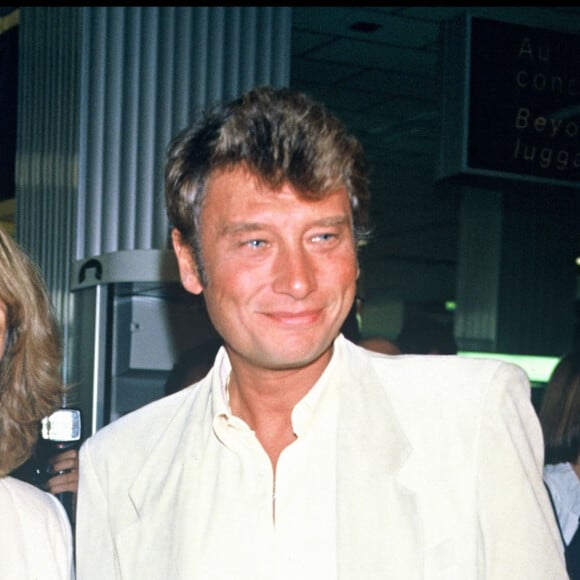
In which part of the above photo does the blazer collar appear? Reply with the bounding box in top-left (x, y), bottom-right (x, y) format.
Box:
top-left (127, 346), bottom-right (232, 517)
top-left (127, 380), bottom-right (213, 517)
top-left (120, 379), bottom-right (215, 577)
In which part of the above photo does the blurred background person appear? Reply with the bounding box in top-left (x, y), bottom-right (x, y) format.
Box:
top-left (540, 350), bottom-right (580, 579)
top-left (358, 335), bottom-right (401, 355)
top-left (45, 447), bottom-right (79, 512)
top-left (164, 337), bottom-right (224, 396)
top-left (396, 314), bottom-right (458, 355)
top-left (0, 228), bottom-right (74, 579)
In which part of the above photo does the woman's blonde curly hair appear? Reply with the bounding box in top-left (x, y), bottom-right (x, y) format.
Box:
top-left (0, 228), bottom-right (64, 476)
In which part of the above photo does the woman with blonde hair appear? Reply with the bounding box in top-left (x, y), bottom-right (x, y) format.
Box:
top-left (0, 228), bottom-right (74, 579)
top-left (540, 350), bottom-right (580, 579)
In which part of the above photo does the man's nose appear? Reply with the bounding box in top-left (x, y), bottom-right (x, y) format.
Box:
top-left (272, 245), bottom-right (316, 298)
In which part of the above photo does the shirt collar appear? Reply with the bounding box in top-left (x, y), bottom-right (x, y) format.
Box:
top-left (210, 336), bottom-right (345, 435)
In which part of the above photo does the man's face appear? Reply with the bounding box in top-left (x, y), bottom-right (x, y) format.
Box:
top-left (173, 166), bottom-right (358, 373)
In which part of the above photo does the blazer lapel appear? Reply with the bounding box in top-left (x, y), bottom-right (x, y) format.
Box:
top-left (118, 382), bottom-right (214, 578)
top-left (336, 339), bottom-right (423, 580)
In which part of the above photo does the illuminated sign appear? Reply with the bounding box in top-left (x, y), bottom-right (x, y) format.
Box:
top-left (459, 351), bottom-right (559, 384)
top-left (438, 15), bottom-right (580, 188)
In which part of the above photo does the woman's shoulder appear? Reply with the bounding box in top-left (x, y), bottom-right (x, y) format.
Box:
top-left (0, 475), bottom-right (70, 526)
top-left (0, 476), bottom-right (73, 578)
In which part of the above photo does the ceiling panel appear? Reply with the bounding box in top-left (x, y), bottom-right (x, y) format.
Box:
top-left (342, 69), bottom-right (438, 99)
top-left (304, 38), bottom-right (439, 76)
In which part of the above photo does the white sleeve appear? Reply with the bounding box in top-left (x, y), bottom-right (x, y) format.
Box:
top-left (477, 362), bottom-right (568, 579)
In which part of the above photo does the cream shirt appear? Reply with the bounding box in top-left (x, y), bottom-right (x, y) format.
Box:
top-left (203, 353), bottom-right (338, 580)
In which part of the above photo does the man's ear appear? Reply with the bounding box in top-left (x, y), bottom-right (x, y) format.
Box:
top-left (171, 229), bottom-right (203, 295)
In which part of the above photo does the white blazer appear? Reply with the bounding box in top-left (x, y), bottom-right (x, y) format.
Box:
top-left (0, 475), bottom-right (75, 579)
top-left (76, 335), bottom-right (567, 579)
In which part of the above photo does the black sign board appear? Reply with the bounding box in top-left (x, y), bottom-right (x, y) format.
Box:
top-left (438, 15), bottom-right (580, 189)
top-left (0, 21), bottom-right (18, 201)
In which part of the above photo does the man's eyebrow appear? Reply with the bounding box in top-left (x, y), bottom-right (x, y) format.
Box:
top-left (221, 215), bottom-right (351, 235)
top-left (221, 222), bottom-right (267, 235)
top-left (312, 216), bottom-right (351, 228)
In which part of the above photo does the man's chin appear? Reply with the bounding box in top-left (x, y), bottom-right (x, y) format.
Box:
top-left (261, 341), bottom-right (335, 371)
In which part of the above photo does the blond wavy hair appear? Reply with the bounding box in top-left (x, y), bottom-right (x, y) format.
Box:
top-left (0, 228), bottom-right (64, 476)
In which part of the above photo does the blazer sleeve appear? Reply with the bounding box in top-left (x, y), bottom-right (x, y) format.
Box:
top-left (76, 438), bottom-right (120, 580)
top-left (476, 362), bottom-right (568, 579)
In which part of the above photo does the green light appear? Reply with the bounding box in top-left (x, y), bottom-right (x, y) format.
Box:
top-left (458, 352), bottom-right (559, 384)
top-left (445, 301), bottom-right (456, 312)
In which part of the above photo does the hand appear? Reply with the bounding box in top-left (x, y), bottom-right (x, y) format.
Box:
top-left (45, 449), bottom-right (79, 495)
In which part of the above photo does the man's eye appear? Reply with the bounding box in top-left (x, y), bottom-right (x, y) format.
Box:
top-left (312, 232), bottom-right (337, 243)
top-left (245, 239), bottom-right (267, 248)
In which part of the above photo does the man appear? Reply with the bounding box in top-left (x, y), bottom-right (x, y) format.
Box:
top-left (76, 86), bottom-right (567, 579)
top-left (396, 314), bottom-right (458, 355)
top-left (358, 335), bottom-right (401, 355)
